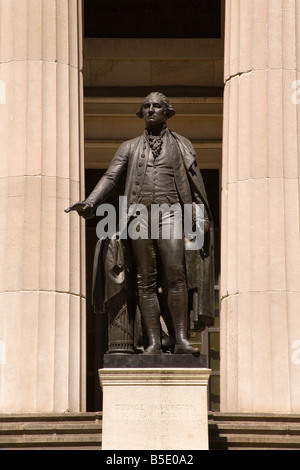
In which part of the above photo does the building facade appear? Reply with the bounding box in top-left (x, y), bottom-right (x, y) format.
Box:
top-left (0, 0), bottom-right (299, 422)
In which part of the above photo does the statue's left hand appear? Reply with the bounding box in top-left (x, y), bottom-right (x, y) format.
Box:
top-left (65, 201), bottom-right (95, 219)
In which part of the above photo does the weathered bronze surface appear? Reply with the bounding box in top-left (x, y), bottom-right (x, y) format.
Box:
top-left (66, 93), bottom-right (214, 357)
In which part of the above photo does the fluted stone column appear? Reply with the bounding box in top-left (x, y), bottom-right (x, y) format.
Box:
top-left (221, 0), bottom-right (300, 413)
top-left (0, 0), bottom-right (85, 412)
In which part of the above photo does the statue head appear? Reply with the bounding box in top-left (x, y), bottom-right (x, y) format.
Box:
top-left (136, 92), bottom-right (176, 126)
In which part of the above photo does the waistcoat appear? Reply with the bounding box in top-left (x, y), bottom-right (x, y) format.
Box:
top-left (138, 130), bottom-right (185, 207)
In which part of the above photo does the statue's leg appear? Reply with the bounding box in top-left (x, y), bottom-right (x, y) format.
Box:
top-left (131, 238), bottom-right (163, 355)
top-left (158, 237), bottom-right (199, 355)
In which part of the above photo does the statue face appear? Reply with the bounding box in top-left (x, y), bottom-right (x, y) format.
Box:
top-left (141, 94), bottom-right (167, 128)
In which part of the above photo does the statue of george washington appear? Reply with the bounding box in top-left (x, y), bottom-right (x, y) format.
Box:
top-left (66, 92), bottom-right (214, 356)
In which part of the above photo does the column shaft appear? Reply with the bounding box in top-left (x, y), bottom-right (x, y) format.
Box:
top-left (0, 0), bottom-right (85, 412)
top-left (221, 0), bottom-right (300, 413)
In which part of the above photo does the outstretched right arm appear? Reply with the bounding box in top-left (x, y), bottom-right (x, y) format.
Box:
top-left (65, 141), bottom-right (129, 219)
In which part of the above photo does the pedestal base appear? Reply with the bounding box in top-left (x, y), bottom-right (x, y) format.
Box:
top-left (99, 367), bottom-right (211, 450)
top-left (103, 352), bottom-right (207, 368)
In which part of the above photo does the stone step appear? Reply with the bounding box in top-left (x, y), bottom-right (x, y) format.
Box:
top-left (1, 412), bottom-right (300, 450)
top-left (208, 412), bottom-right (300, 450)
top-left (0, 413), bottom-right (102, 450)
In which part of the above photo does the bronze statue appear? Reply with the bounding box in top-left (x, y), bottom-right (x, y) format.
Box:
top-left (66, 92), bottom-right (214, 356)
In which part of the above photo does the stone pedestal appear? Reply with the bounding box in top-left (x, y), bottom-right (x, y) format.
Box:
top-left (99, 363), bottom-right (211, 450)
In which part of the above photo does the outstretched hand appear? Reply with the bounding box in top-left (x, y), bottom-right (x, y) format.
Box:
top-left (65, 201), bottom-right (95, 220)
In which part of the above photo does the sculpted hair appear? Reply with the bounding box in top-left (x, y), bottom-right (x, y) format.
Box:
top-left (136, 92), bottom-right (176, 119)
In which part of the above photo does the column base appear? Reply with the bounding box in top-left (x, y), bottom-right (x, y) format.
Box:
top-left (99, 367), bottom-right (211, 450)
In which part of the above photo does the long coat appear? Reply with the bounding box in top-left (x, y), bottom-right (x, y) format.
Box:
top-left (90, 129), bottom-right (215, 332)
